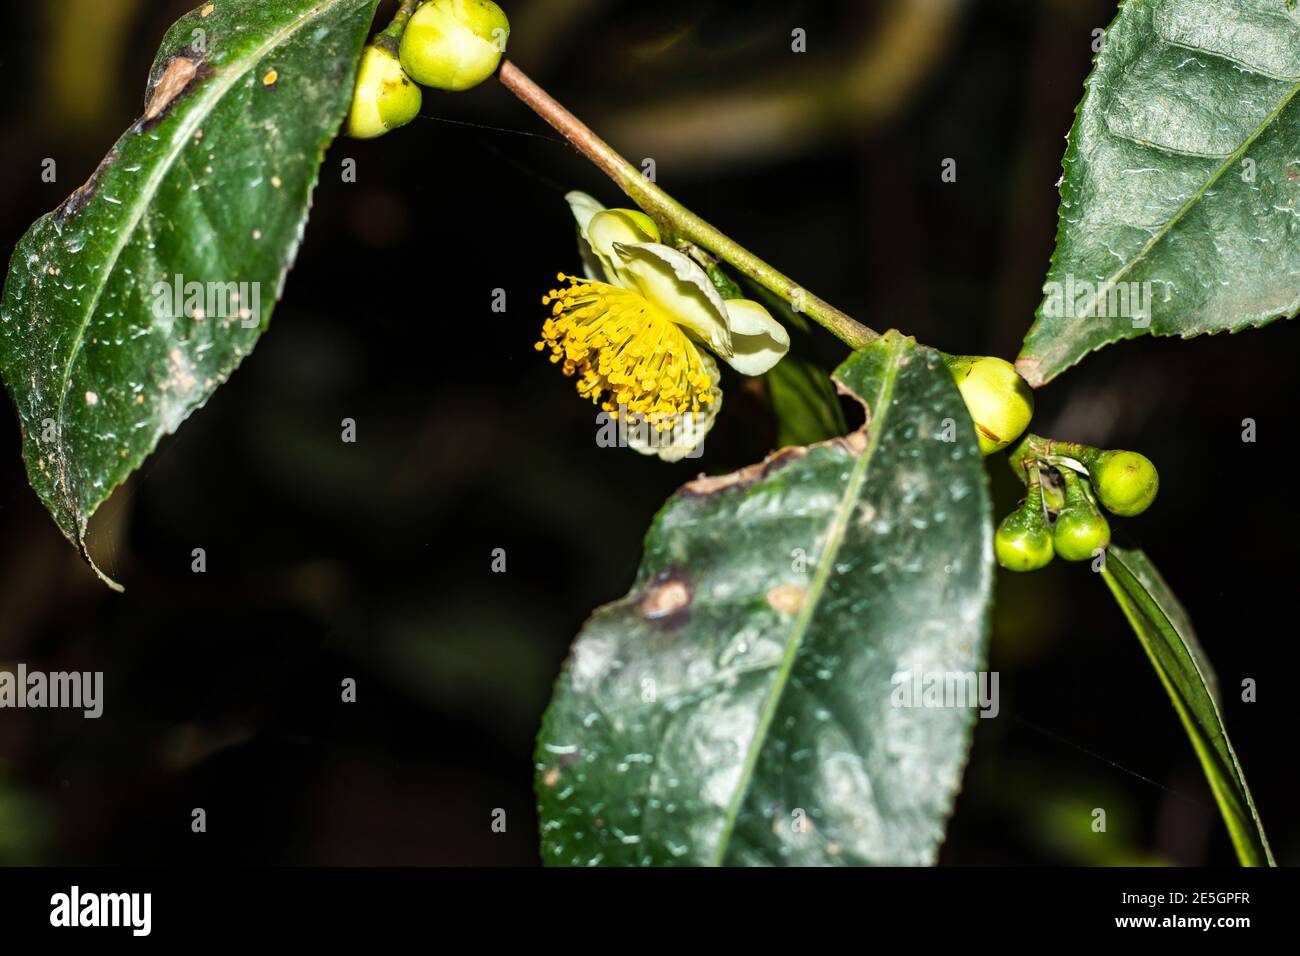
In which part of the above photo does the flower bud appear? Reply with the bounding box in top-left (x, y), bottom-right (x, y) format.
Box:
top-left (948, 355), bottom-right (1035, 456)
top-left (1085, 449), bottom-right (1159, 517)
top-left (345, 45), bottom-right (422, 140)
top-left (400, 0), bottom-right (510, 92)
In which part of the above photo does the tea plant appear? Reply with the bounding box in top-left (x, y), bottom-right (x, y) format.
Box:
top-left (1, 0), bottom-right (1286, 866)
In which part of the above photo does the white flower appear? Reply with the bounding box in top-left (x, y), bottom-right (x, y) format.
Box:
top-left (536, 192), bottom-right (790, 461)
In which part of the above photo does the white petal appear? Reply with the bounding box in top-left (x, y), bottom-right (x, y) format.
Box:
top-left (625, 390), bottom-right (723, 462)
top-left (575, 236), bottom-right (603, 282)
top-left (612, 242), bottom-right (733, 357)
top-left (565, 191), bottom-right (605, 236)
top-left (721, 299), bottom-right (790, 376)
top-left (587, 211), bottom-right (659, 286)
top-left (565, 192), bottom-right (607, 281)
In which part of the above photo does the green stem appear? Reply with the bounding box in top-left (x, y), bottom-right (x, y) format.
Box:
top-left (496, 60), bottom-right (879, 350)
top-left (1023, 457), bottom-right (1066, 516)
top-left (1009, 433), bottom-right (1096, 483)
top-left (1025, 458), bottom-right (1044, 507)
top-left (375, 0), bottom-right (419, 54)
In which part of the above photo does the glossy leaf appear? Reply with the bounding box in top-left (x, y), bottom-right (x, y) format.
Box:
top-left (0, 0), bottom-right (378, 586)
top-left (536, 332), bottom-right (994, 866)
top-left (1018, 0), bottom-right (1300, 387)
top-left (1102, 545), bottom-right (1274, 866)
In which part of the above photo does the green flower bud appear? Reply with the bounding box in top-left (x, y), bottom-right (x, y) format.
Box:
top-left (400, 0), bottom-right (510, 92)
top-left (948, 355), bottom-right (1035, 456)
top-left (1052, 468), bottom-right (1110, 562)
top-left (1084, 449), bottom-right (1159, 517)
top-left (995, 502), bottom-right (1055, 572)
top-left (345, 45), bottom-right (422, 140)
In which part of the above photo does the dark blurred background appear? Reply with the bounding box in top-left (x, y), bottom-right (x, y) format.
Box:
top-left (0, 0), bottom-right (1295, 866)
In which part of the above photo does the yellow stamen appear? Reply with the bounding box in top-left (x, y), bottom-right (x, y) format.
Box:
top-left (536, 275), bottom-right (715, 427)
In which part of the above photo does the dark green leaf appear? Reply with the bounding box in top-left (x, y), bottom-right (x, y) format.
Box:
top-left (766, 356), bottom-right (847, 447)
top-left (1102, 545), bottom-right (1274, 866)
top-left (1018, 0), bottom-right (1300, 387)
top-left (0, 0), bottom-right (378, 586)
top-left (535, 331), bottom-right (994, 866)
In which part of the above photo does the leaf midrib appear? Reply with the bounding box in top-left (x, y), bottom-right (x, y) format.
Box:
top-left (709, 338), bottom-right (904, 866)
top-left (1090, 48), bottom-right (1300, 295)
top-left (50, 0), bottom-right (358, 523)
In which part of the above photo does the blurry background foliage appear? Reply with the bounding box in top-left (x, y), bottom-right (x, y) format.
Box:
top-left (0, 0), bottom-right (1294, 865)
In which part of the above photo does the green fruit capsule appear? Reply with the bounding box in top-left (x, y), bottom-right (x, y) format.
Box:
top-left (400, 0), bottom-right (510, 92)
top-left (1052, 468), bottom-right (1110, 562)
top-left (345, 45), bottom-right (422, 139)
top-left (1085, 449), bottom-right (1159, 517)
top-left (995, 460), bottom-right (1055, 572)
top-left (948, 355), bottom-right (1035, 456)
top-left (995, 505), bottom-right (1055, 572)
